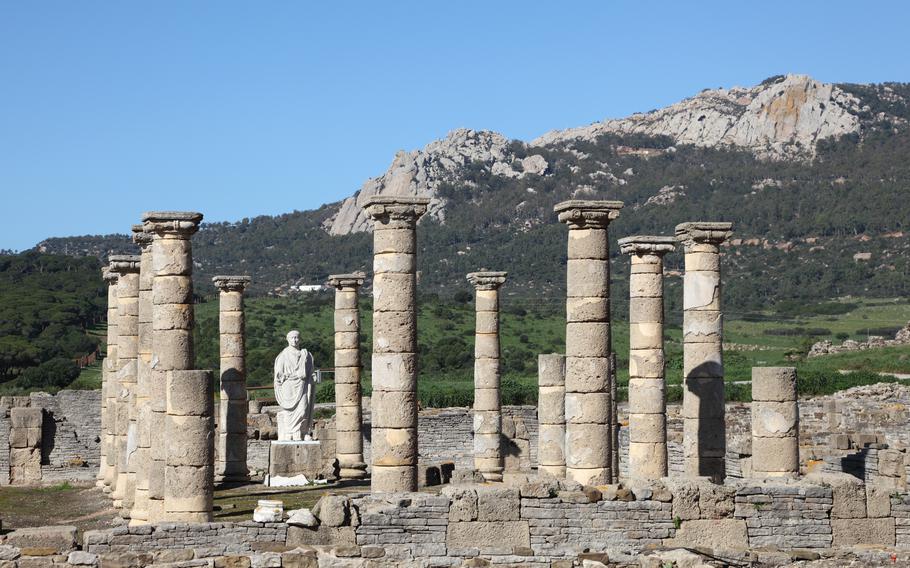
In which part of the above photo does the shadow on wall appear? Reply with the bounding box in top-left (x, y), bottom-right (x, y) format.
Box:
top-left (687, 360), bottom-right (725, 482)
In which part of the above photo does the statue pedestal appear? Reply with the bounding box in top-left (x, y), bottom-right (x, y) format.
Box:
top-left (266, 440), bottom-right (323, 487)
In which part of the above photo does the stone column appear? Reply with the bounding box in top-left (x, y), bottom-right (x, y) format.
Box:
top-left (619, 236), bottom-right (675, 480)
top-left (327, 272), bottom-right (367, 480)
top-left (555, 200), bottom-right (623, 486)
top-left (751, 367), bottom-right (799, 478)
top-left (165, 369), bottom-right (215, 521)
top-left (98, 267), bottom-right (118, 491)
top-left (130, 227), bottom-right (153, 524)
top-left (467, 271), bottom-right (507, 482)
top-left (143, 211), bottom-right (203, 522)
top-left (675, 221), bottom-right (733, 482)
top-left (212, 275), bottom-right (251, 484)
top-left (363, 196), bottom-right (429, 493)
top-left (537, 353), bottom-right (566, 478)
top-left (109, 255), bottom-right (140, 511)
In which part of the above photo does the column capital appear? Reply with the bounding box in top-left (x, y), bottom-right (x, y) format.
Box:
top-left (109, 255), bottom-right (141, 274)
top-left (362, 196), bottom-right (430, 225)
top-left (554, 200), bottom-right (623, 229)
top-left (618, 235), bottom-right (676, 257)
top-left (675, 222), bottom-right (733, 248)
top-left (212, 275), bottom-right (252, 293)
top-left (141, 211), bottom-right (203, 237)
top-left (131, 224), bottom-right (154, 249)
top-left (326, 272), bottom-right (366, 289)
top-left (102, 266), bottom-right (119, 285)
top-left (466, 271), bottom-right (507, 290)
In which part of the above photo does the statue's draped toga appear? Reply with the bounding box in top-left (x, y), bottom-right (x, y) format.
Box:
top-left (273, 345), bottom-right (316, 441)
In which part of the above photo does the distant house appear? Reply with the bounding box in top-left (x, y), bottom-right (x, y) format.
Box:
top-left (290, 284), bottom-right (324, 293)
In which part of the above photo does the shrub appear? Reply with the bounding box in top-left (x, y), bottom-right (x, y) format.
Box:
top-left (17, 357), bottom-right (81, 390)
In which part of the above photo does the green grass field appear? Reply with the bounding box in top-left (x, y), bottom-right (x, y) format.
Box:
top-left (62, 294), bottom-right (910, 406)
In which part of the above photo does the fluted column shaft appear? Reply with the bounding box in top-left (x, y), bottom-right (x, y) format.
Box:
top-left (676, 221), bottom-right (733, 482)
top-left (556, 200), bottom-right (623, 486)
top-left (468, 271), bottom-right (507, 482)
top-left (110, 255), bottom-right (140, 513)
top-left (213, 275), bottom-right (251, 484)
top-left (751, 367), bottom-right (799, 478)
top-left (98, 269), bottom-right (118, 491)
top-left (130, 228), bottom-right (153, 524)
top-left (327, 273), bottom-right (367, 480)
top-left (537, 353), bottom-right (566, 477)
top-left (143, 211), bottom-right (203, 522)
top-left (364, 196), bottom-right (429, 493)
top-left (620, 236), bottom-right (675, 480)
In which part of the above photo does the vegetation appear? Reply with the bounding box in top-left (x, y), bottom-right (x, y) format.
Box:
top-left (0, 252), bottom-right (105, 393)
top-left (188, 293), bottom-right (910, 407)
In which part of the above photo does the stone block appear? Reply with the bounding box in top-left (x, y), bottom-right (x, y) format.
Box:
top-left (476, 487), bottom-right (519, 521)
top-left (566, 297), bottom-right (609, 323)
top-left (371, 427), bottom-right (417, 465)
top-left (565, 392), bottom-right (610, 424)
top-left (369, 390), bottom-right (417, 427)
top-left (681, 377), bottom-right (725, 419)
top-left (446, 521), bottom-right (529, 550)
top-left (269, 441), bottom-right (325, 480)
top-left (565, 423), bottom-right (611, 469)
top-left (683, 271), bottom-right (720, 311)
top-left (751, 367), bottom-right (797, 402)
top-left (628, 350), bottom-right (665, 379)
top-left (370, 464), bottom-right (417, 492)
top-left (629, 413), bottom-right (665, 443)
top-left (373, 228), bottom-right (416, 255)
top-left (867, 483), bottom-right (893, 518)
top-left (371, 353), bottom-right (417, 392)
top-left (832, 518), bottom-right (895, 546)
top-left (664, 519), bottom-right (747, 550)
top-left (441, 485), bottom-right (478, 522)
top-left (752, 401), bottom-right (798, 437)
top-left (373, 310), bottom-right (416, 353)
top-left (10, 407), bottom-right (42, 429)
top-left (566, 259), bottom-right (609, 297)
top-left (629, 322), bottom-right (662, 350)
top-left (879, 449), bottom-right (906, 477)
top-left (373, 252), bottom-right (415, 274)
top-left (372, 273), bottom-right (415, 312)
top-left (564, 356), bottom-right (610, 393)
top-left (629, 297), bottom-right (663, 324)
top-left (751, 437), bottom-right (799, 474)
top-left (4, 526), bottom-right (77, 553)
top-left (628, 378), bottom-right (665, 413)
top-left (567, 228), bottom-right (608, 259)
top-left (314, 495), bottom-right (349, 527)
top-left (565, 322), bottom-right (610, 357)
top-left (807, 473), bottom-right (866, 518)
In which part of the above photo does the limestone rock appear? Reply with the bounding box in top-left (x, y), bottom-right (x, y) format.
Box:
top-left (286, 508), bottom-right (318, 528)
top-left (253, 500), bottom-right (284, 523)
top-left (66, 551), bottom-right (99, 566)
top-left (534, 74), bottom-right (863, 160)
top-left (3, 526), bottom-right (77, 553)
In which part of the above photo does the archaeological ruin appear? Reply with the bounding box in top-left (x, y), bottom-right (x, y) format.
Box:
top-left (3, 200), bottom-right (910, 567)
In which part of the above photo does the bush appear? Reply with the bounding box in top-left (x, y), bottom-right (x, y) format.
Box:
top-left (17, 357), bottom-right (81, 390)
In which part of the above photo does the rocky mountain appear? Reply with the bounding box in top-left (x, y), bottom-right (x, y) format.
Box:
top-left (35, 75), bottom-right (910, 312)
top-left (324, 75), bottom-right (907, 237)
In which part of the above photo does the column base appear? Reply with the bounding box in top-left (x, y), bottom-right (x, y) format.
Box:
top-left (538, 465), bottom-right (566, 478)
top-left (339, 464), bottom-right (368, 480)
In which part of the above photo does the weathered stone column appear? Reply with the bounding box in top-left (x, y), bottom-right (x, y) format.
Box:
top-left (537, 353), bottom-right (566, 478)
top-left (555, 199), bottom-right (623, 486)
top-left (130, 227), bottom-right (153, 524)
top-left (675, 221), bottom-right (733, 482)
top-left (619, 235), bottom-right (675, 480)
top-left (143, 211), bottom-right (203, 522)
top-left (327, 272), bottom-right (367, 480)
top-left (751, 367), bottom-right (799, 478)
top-left (109, 255), bottom-right (140, 511)
top-left (213, 275), bottom-right (251, 484)
top-left (165, 369), bottom-right (215, 521)
top-left (363, 196), bottom-right (429, 493)
top-left (98, 267), bottom-right (118, 491)
top-left (467, 271), bottom-right (507, 482)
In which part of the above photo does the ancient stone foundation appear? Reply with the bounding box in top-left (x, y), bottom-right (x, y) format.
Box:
top-left (467, 271), bottom-right (507, 482)
top-left (676, 221), bottom-right (733, 481)
top-left (213, 275), bottom-right (252, 484)
top-left (327, 272), bottom-right (368, 480)
top-left (555, 199), bottom-right (623, 485)
top-left (364, 196), bottom-right (429, 492)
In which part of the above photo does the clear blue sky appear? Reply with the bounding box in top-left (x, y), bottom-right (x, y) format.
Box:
top-left (1, 1), bottom-right (908, 251)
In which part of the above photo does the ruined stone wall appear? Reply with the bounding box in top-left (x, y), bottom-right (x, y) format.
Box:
top-left (83, 521), bottom-right (287, 557)
top-left (0, 390), bottom-right (101, 485)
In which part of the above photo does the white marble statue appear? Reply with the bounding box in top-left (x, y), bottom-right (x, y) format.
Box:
top-left (273, 330), bottom-right (319, 441)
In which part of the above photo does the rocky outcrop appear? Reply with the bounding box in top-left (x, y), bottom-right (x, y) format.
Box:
top-left (324, 129), bottom-right (548, 235)
top-left (533, 74), bottom-right (864, 160)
